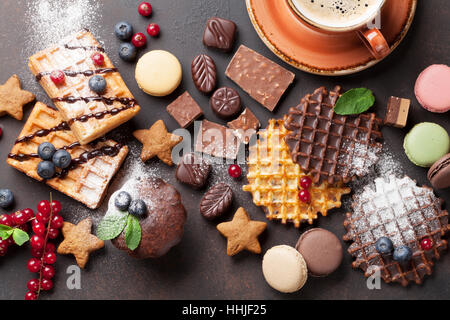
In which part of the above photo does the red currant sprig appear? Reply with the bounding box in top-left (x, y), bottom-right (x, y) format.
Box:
top-left (298, 176), bottom-right (313, 203)
top-left (25, 196), bottom-right (63, 300)
top-left (0, 209), bottom-right (35, 257)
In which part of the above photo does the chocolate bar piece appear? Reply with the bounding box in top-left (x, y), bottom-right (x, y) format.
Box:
top-left (195, 119), bottom-right (239, 159)
top-left (225, 45), bottom-right (295, 112)
top-left (166, 91), bottom-right (203, 128)
top-left (203, 17), bottom-right (237, 52)
top-left (384, 96), bottom-right (410, 128)
top-left (227, 108), bottom-right (260, 144)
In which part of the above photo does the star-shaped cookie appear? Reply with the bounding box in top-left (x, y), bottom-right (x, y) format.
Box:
top-left (217, 207), bottom-right (267, 256)
top-left (57, 218), bottom-right (104, 269)
top-left (133, 120), bottom-right (183, 166)
top-left (0, 75), bottom-right (35, 120)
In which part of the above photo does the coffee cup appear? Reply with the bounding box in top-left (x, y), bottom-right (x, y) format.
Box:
top-left (287, 0), bottom-right (390, 59)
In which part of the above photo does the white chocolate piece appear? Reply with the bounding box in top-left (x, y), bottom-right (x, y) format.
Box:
top-left (262, 245), bottom-right (308, 293)
top-left (135, 50), bottom-right (182, 97)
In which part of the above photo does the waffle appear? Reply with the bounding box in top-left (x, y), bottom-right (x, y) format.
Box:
top-left (7, 102), bottom-right (128, 209)
top-left (284, 86), bottom-right (383, 185)
top-left (243, 119), bottom-right (350, 227)
top-left (28, 29), bottom-right (140, 145)
top-left (343, 175), bottom-right (449, 286)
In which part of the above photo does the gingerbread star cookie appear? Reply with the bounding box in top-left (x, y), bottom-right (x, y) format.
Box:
top-left (0, 75), bottom-right (35, 120)
top-left (57, 218), bottom-right (105, 269)
top-left (217, 207), bottom-right (267, 256)
top-left (133, 120), bottom-right (183, 166)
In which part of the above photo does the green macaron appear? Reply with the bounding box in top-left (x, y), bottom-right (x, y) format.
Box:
top-left (404, 122), bottom-right (450, 167)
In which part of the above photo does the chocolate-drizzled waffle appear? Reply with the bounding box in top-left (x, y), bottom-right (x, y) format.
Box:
top-left (7, 102), bottom-right (128, 209)
top-left (344, 176), bottom-right (449, 286)
top-left (284, 86), bottom-right (383, 184)
top-left (28, 29), bottom-right (140, 145)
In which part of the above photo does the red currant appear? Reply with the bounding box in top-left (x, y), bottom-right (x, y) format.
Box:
top-left (50, 200), bottom-right (62, 215)
top-left (25, 291), bottom-right (37, 300)
top-left (18, 223), bottom-right (29, 233)
top-left (12, 211), bottom-right (28, 225)
top-left (50, 215), bottom-right (63, 229)
top-left (47, 228), bottom-right (59, 239)
top-left (27, 279), bottom-right (40, 292)
top-left (138, 2), bottom-right (152, 16)
top-left (228, 164), bottom-right (242, 178)
top-left (6, 237), bottom-right (14, 246)
top-left (21, 208), bottom-right (35, 220)
top-left (298, 189), bottom-right (311, 203)
top-left (131, 33), bottom-right (147, 48)
top-left (43, 252), bottom-right (56, 264)
top-left (146, 23), bottom-right (160, 37)
top-left (31, 248), bottom-right (43, 258)
top-left (0, 214), bottom-right (13, 227)
top-left (50, 70), bottom-right (65, 85)
top-left (41, 279), bottom-right (53, 291)
top-left (91, 52), bottom-right (105, 66)
top-left (32, 222), bottom-right (46, 237)
top-left (300, 176), bottom-right (312, 189)
top-left (37, 200), bottom-right (51, 216)
top-left (0, 248), bottom-right (7, 257)
top-left (35, 212), bottom-right (50, 224)
top-left (30, 235), bottom-right (45, 250)
top-left (0, 239), bottom-right (9, 251)
top-left (27, 258), bottom-right (41, 273)
top-left (421, 238), bottom-right (433, 251)
top-left (42, 265), bottom-right (55, 279)
top-left (45, 242), bottom-right (56, 253)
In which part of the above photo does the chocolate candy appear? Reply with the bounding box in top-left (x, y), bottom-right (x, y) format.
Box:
top-left (384, 96), bottom-right (410, 128)
top-left (176, 153), bottom-right (211, 189)
top-left (226, 45), bottom-right (295, 112)
top-left (200, 183), bottom-right (233, 220)
top-left (227, 108), bottom-right (261, 144)
top-left (192, 54), bottom-right (217, 94)
top-left (210, 87), bottom-right (241, 119)
top-left (203, 17), bottom-right (237, 52)
top-left (166, 91), bottom-right (203, 128)
top-left (194, 119), bottom-right (240, 159)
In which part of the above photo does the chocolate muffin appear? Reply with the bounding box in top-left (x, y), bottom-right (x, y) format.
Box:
top-left (112, 177), bottom-right (187, 259)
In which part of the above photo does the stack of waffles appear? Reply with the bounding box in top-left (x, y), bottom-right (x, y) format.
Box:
top-left (7, 30), bottom-right (140, 209)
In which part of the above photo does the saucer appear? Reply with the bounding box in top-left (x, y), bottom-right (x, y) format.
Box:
top-left (246, 0), bottom-right (417, 76)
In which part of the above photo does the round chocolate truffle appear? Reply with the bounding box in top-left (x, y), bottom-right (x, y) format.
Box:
top-left (295, 228), bottom-right (343, 277)
top-left (112, 178), bottom-right (187, 259)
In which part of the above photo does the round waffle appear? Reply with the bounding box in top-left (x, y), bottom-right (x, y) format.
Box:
top-left (243, 119), bottom-right (350, 227)
top-left (344, 175), bottom-right (449, 286)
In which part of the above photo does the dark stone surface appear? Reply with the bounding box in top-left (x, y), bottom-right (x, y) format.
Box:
top-left (0, 0), bottom-right (449, 300)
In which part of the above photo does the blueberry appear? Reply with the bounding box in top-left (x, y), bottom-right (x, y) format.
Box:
top-left (375, 237), bottom-right (393, 254)
top-left (115, 191), bottom-right (132, 211)
top-left (118, 43), bottom-right (137, 62)
top-left (52, 150), bottom-right (72, 169)
top-left (38, 142), bottom-right (56, 161)
top-left (0, 189), bottom-right (14, 209)
top-left (37, 161), bottom-right (56, 179)
top-left (89, 75), bottom-right (107, 94)
top-left (129, 199), bottom-right (147, 218)
top-left (114, 21), bottom-right (134, 41)
top-left (393, 246), bottom-right (413, 263)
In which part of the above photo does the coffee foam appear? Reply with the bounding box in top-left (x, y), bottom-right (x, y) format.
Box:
top-left (292, 0), bottom-right (383, 28)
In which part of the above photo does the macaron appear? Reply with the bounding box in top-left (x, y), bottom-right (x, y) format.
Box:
top-left (295, 228), bottom-right (343, 277)
top-left (415, 64), bottom-right (450, 113)
top-left (262, 245), bottom-right (308, 293)
top-left (135, 50), bottom-right (182, 97)
top-left (428, 153), bottom-right (450, 189)
top-left (404, 122), bottom-right (450, 167)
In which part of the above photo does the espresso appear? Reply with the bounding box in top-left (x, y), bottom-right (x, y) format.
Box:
top-left (292, 0), bottom-right (383, 28)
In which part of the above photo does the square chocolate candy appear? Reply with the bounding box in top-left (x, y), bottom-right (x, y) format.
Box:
top-left (226, 45), bottom-right (295, 112)
top-left (195, 119), bottom-right (240, 159)
top-left (203, 17), bottom-right (237, 52)
top-left (384, 96), bottom-right (410, 128)
top-left (167, 91), bottom-right (203, 128)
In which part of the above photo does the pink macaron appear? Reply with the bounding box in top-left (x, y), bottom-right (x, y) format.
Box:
top-left (415, 64), bottom-right (450, 113)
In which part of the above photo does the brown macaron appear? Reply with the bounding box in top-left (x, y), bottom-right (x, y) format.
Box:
top-left (295, 228), bottom-right (343, 277)
top-left (428, 153), bottom-right (450, 189)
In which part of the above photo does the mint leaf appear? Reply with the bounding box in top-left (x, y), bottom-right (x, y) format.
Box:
top-left (12, 228), bottom-right (29, 246)
top-left (124, 215), bottom-right (141, 251)
top-left (0, 225), bottom-right (13, 240)
top-left (96, 212), bottom-right (128, 240)
top-left (334, 88), bottom-right (375, 115)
